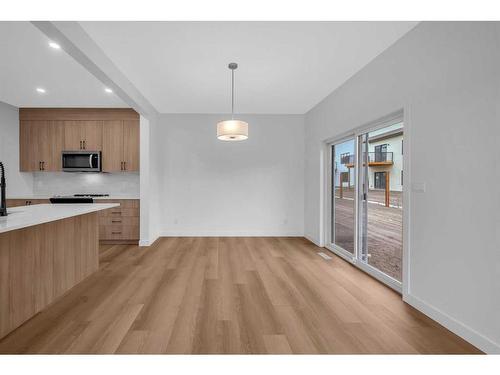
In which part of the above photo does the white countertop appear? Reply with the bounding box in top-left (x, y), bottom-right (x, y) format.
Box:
top-left (0, 203), bottom-right (120, 234)
top-left (7, 196), bottom-right (139, 200)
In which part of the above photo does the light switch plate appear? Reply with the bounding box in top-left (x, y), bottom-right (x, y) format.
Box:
top-left (412, 182), bottom-right (426, 192)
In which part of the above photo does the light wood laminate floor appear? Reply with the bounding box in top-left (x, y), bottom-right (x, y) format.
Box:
top-left (0, 237), bottom-right (481, 354)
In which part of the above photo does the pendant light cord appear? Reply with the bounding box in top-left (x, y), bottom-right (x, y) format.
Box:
top-left (231, 68), bottom-right (235, 120)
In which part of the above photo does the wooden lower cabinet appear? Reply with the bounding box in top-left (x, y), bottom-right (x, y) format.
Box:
top-left (0, 212), bottom-right (99, 339)
top-left (98, 199), bottom-right (140, 244)
top-left (6, 199), bottom-right (140, 244)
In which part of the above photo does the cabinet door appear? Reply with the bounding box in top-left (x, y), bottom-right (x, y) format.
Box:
top-left (102, 120), bottom-right (124, 172)
top-left (81, 121), bottom-right (102, 151)
top-left (64, 121), bottom-right (83, 150)
top-left (123, 119), bottom-right (139, 172)
top-left (19, 121), bottom-right (43, 171)
top-left (20, 121), bottom-right (36, 171)
top-left (40, 121), bottom-right (64, 171)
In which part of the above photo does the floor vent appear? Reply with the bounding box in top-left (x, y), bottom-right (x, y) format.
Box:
top-left (317, 252), bottom-right (333, 260)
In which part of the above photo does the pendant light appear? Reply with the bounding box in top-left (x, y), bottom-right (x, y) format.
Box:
top-left (217, 63), bottom-right (248, 141)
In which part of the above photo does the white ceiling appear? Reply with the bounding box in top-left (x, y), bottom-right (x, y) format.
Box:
top-left (0, 22), bottom-right (127, 108)
top-left (0, 21), bottom-right (417, 113)
top-left (80, 21), bottom-right (418, 114)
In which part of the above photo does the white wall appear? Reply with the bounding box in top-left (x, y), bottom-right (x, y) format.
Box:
top-left (31, 172), bottom-right (139, 197)
top-left (156, 114), bottom-right (305, 236)
top-left (304, 22), bottom-right (500, 353)
top-left (148, 116), bottom-right (162, 241)
top-left (0, 101), bottom-right (33, 197)
top-left (139, 114), bottom-right (163, 246)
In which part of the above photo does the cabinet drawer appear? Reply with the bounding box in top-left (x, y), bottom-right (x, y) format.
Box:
top-left (99, 216), bottom-right (139, 226)
top-left (100, 207), bottom-right (139, 217)
top-left (99, 225), bottom-right (139, 240)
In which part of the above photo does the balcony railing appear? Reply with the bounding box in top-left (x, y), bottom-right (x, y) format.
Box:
top-left (340, 152), bottom-right (394, 166)
top-left (368, 151), bottom-right (393, 163)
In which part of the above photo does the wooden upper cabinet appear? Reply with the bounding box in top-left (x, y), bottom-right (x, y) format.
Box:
top-left (63, 121), bottom-right (102, 151)
top-left (63, 121), bottom-right (82, 150)
top-left (102, 119), bottom-right (139, 172)
top-left (45, 121), bottom-right (64, 171)
top-left (19, 108), bottom-right (139, 173)
top-left (123, 120), bottom-right (140, 172)
top-left (102, 120), bottom-right (124, 172)
top-left (82, 121), bottom-right (102, 151)
top-left (20, 120), bottom-right (63, 171)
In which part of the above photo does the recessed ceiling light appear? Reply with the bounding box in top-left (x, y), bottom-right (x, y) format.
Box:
top-left (48, 41), bottom-right (61, 49)
top-left (104, 88), bottom-right (113, 93)
top-left (36, 88), bottom-right (46, 93)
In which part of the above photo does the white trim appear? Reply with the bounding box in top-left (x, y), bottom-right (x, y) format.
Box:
top-left (404, 293), bottom-right (499, 354)
top-left (356, 261), bottom-right (402, 293)
top-left (325, 243), bottom-right (402, 293)
top-left (305, 234), bottom-right (321, 247)
top-left (401, 104), bottom-right (412, 297)
top-left (325, 243), bottom-right (356, 264)
top-left (321, 108), bottom-right (407, 292)
top-left (160, 230), bottom-right (304, 237)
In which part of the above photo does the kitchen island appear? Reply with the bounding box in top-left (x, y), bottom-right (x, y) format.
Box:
top-left (0, 203), bottom-right (119, 339)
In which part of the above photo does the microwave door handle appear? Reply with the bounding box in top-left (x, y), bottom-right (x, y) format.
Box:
top-left (89, 154), bottom-right (93, 168)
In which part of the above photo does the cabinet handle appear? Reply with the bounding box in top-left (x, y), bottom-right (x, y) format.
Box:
top-left (42, 161), bottom-right (45, 171)
top-left (79, 140), bottom-right (82, 149)
top-left (111, 220), bottom-right (122, 223)
top-left (123, 161), bottom-right (126, 171)
top-left (112, 231), bottom-right (122, 234)
top-left (38, 161), bottom-right (41, 170)
top-left (111, 211), bottom-right (121, 215)
top-left (83, 140), bottom-right (86, 149)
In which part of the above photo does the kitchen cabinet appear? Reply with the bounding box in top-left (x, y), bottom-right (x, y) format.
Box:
top-left (64, 120), bottom-right (102, 151)
top-left (20, 121), bottom-right (64, 171)
top-left (19, 108), bottom-right (139, 173)
top-left (123, 120), bottom-right (140, 172)
top-left (98, 199), bottom-right (140, 243)
top-left (102, 119), bottom-right (140, 172)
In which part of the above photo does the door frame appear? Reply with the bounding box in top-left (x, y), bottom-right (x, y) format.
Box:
top-left (322, 109), bottom-right (409, 294)
top-left (325, 135), bottom-right (359, 262)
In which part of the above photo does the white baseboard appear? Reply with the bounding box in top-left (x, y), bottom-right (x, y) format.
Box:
top-left (138, 232), bottom-right (160, 247)
top-left (304, 234), bottom-right (321, 247)
top-left (404, 293), bottom-right (500, 354)
top-left (160, 230), bottom-right (303, 237)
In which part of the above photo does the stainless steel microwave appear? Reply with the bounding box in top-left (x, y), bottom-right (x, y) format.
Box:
top-left (62, 151), bottom-right (101, 172)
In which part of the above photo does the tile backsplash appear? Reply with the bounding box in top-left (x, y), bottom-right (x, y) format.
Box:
top-left (32, 172), bottom-right (140, 197)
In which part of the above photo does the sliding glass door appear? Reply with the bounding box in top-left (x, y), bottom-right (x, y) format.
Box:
top-left (327, 116), bottom-right (404, 290)
top-left (358, 122), bottom-right (404, 283)
top-left (330, 138), bottom-right (356, 255)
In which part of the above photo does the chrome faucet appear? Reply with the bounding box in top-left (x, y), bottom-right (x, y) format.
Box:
top-left (0, 162), bottom-right (6, 216)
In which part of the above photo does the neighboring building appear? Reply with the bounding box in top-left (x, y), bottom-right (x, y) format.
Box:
top-left (337, 122), bottom-right (404, 192)
top-left (367, 122), bottom-right (403, 192)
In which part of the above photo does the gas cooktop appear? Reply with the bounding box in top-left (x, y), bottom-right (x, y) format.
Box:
top-left (49, 194), bottom-right (110, 204)
top-left (73, 194), bottom-right (110, 197)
